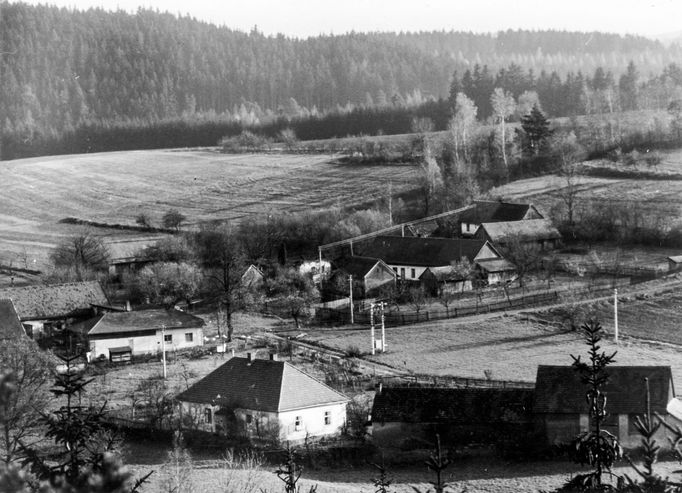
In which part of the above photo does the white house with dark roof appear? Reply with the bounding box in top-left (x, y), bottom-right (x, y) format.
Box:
top-left (85, 308), bottom-right (204, 362)
top-left (176, 354), bottom-right (349, 443)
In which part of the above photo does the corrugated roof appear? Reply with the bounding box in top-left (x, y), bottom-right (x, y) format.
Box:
top-left (0, 281), bottom-right (109, 321)
top-left (88, 308), bottom-right (204, 336)
top-left (479, 219), bottom-right (562, 243)
top-left (371, 387), bottom-right (533, 423)
top-left (177, 357), bottom-right (348, 412)
top-left (534, 365), bottom-right (674, 414)
top-left (458, 201), bottom-right (541, 224)
top-left (355, 236), bottom-right (494, 267)
top-left (0, 299), bottom-right (26, 339)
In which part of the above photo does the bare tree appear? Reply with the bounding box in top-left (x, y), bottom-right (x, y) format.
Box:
top-left (448, 92), bottom-right (478, 164)
top-left (0, 338), bottom-right (52, 464)
top-left (50, 231), bottom-right (110, 279)
top-left (491, 88), bottom-right (516, 168)
top-left (500, 236), bottom-right (541, 289)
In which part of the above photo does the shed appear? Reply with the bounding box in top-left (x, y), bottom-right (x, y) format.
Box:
top-left (667, 255), bottom-right (682, 272)
top-left (371, 386), bottom-right (534, 449)
top-left (475, 219), bottom-right (562, 249)
top-left (534, 365), bottom-right (678, 449)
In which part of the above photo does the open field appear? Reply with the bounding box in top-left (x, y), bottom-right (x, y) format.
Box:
top-left (487, 148), bottom-right (682, 221)
top-left (539, 289), bottom-right (682, 347)
top-left (0, 150), bottom-right (420, 270)
top-left (297, 314), bottom-right (682, 384)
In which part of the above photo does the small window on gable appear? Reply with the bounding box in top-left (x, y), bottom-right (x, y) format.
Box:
top-left (205, 408), bottom-right (212, 424)
top-left (164, 334), bottom-right (172, 343)
top-left (246, 414), bottom-right (253, 424)
top-left (185, 332), bottom-right (193, 342)
top-left (411, 268), bottom-right (416, 278)
top-left (400, 267), bottom-right (405, 278)
top-left (295, 416), bottom-right (302, 431)
top-left (324, 411), bottom-right (331, 425)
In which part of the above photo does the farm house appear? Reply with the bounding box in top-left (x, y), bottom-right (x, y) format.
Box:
top-left (85, 308), bottom-right (205, 362)
top-left (534, 365), bottom-right (680, 449)
top-left (0, 281), bottom-right (110, 342)
top-left (354, 235), bottom-right (515, 284)
top-left (453, 200), bottom-right (544, 237)
top-left (176, 354), bottom-right (349, 443)
top-left (474, 219), bottom-right (563, 250)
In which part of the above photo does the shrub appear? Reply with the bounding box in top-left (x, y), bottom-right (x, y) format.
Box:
top-left (345, 345), bottom-right (363, 358)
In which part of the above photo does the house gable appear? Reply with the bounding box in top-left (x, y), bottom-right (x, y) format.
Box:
top-left (0, 299), bottom-right (26, 339)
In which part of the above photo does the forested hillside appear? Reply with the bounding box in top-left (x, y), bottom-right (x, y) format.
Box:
top-left (2, 1), bottom-right (682, 159)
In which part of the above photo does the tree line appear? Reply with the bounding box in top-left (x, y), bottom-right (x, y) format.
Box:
top-left (3, 2), bottom-right (682, 159)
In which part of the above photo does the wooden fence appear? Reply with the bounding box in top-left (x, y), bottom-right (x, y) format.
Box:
top-left (316, 290), bottom-right (560, 326)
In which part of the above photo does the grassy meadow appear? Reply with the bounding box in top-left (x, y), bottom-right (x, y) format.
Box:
top-left (0, 149), bottom-right (420, 270)
top-left (296, 313), bottom-right (682, 384)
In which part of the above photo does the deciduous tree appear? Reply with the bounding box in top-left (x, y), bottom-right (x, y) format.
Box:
top-left (490, 88), bottom-right (516, 168)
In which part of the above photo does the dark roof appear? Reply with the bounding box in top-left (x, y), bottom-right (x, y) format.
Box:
top-left (534, 365), bottom-right (674, 414)
top-left (479, 219), bottom-right (562, 243)
top-left (177, 356), bottom-right (348, 412)
top-left (333, 256), bottom-right (386, 278)
top-left (88, 308), bottom-right (204, 336)
top-left (372, 387), bottom-right (533, 424)
top-left (355, 236), bottom-right (495, 267)
top-left (0, 299), bottom-right (26, 339)
top-left (0, 281), bottom-right (109, 321)
top-left (457, 200), bottom-right (541, 224)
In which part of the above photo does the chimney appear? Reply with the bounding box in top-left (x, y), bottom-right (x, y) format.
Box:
top-left (246, 352), bottom-right (252, 362)
top-left (269, 353), bottom-right (278, 361)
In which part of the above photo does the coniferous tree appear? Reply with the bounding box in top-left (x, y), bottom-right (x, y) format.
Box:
top-left (558, 320), bottom-right (622, 492)
top-left (518, 104), bottom-right (553, 156)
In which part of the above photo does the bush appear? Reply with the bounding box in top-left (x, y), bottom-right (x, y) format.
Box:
top-left (345, 345), bottom-right (363, 358)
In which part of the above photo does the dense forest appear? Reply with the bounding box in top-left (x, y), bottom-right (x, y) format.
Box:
top-left (2, 2), bottom-right (682, 159)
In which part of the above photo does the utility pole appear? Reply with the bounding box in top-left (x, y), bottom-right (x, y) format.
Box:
top-left (614, 288), bottom-right (618, 343)
top-left (380, 302), bottom-right (386, 353)
top-left (370, 302), bottom-right (376, 355)
top-left (161, 324), bottom-right (167, 379)
top-left (349, 275), bottom-right (354, 324)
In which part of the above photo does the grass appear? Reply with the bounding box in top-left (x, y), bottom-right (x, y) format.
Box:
top-left (297, 314), bottom-right (682, 384)
top-left (0, 150), bottom-right (420, 270)
top-left (540, 290), bottom-right (682, 347)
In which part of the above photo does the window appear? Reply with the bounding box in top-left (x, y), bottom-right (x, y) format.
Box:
top-left (294, 416), bottom-right (302, 431)
top-left (400, 267), bottom-right (405, 279)
top-left (164, 333), bottom-right (172, 343)
top-left (392, 267), bottom-right (397, 273)
top-left (185, 332), bottom-right (193, 342)
top-left (246, 414), bottom-right (253, 424)
top-left (324, 411), bottom-right (331, 426)
top-left (411, 268), bottom-right (416, 278)
top-left (204, 408), bottom-right (212, 424)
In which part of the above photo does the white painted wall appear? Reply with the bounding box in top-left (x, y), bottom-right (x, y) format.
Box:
top-left (90, 327), bottom-right (204, 359)
top-left (180, 401), bottom-right (347, 442)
